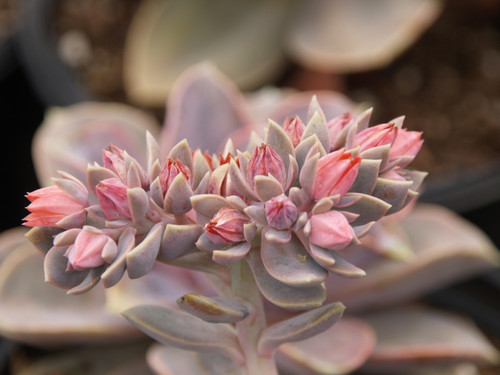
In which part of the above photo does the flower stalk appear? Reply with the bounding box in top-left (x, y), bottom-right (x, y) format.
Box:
top-left (229, 259), bottom-right (279, 375)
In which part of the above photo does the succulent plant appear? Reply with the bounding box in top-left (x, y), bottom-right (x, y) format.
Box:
top-left (8, 65), bottom-right (498, 374)
top-left (123, 0), bottom-right (443, 106)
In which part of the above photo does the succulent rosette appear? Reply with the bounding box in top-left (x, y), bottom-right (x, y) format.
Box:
top-left (24, 96), bottom-right (425, 309)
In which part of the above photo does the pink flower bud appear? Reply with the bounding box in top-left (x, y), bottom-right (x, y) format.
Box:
top-left (264, 194), bottom-right (298, 230)
top-left (389, 129), bottom-right (423, 166)
top-left (96, 178), bottom-right (131, 220)
top-left (103, 145), bottom-right (126, 180)
top-left (65, 226), bottom-right (113, 270)
top-left (205, 207), bottom-right (250, 244)
top-left (353, 123), bottom-right (398, 152)
top-left (327, 112), bottom-right (353, 150)
top-left (282, 116), bottom-right (305, 147)
top-left (24, 185), bottom-right (87, 228)
top-left (159, 158), bottom-right (191, 193)
top-left (246, 144), bottom-right (286, 189)
top-left (313, 149), bottom-right (361, 200)
top-left (309, 210), bottom-right (355, 251)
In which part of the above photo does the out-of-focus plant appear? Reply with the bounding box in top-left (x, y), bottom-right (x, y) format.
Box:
top-left (122, 0), bottom-right (443, 107)
top-left (1, 65), bottom-right (498, 374)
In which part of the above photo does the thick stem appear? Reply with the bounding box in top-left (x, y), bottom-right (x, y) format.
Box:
top-left (229, 260), bottom-right (279, 375)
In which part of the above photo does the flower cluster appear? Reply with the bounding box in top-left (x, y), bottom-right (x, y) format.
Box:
top-left (25, 99), bottom-right (424, 304)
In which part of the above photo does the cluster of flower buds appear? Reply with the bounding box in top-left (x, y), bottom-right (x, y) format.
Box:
top-left (25, 98), bottom-right (425, 307)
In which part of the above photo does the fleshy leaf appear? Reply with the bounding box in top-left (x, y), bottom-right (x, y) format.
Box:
top-left (261, 230), bottom-right (327, 287)
top-left (32, 102), bottom-right (159, 187)
top-left (264, 228), bottom-right (292, 244)
top-left (163, 174), bottom-right (194, 214)
top-left (159, 63), bottom-right (254, 153)
top-left (244, 205), bottom-right (268, 226)
top-left (295, 134), bottom-right (325, 170)
top-left (177, 293), bottom-right (250, 323)
top-left (286, 0), bottom-right (442, 73)
top-left (0, 242), bottom-right (139, 346)
top-left (302, 110), bottom-right (330, 153)
top-left (126, 223), bottom-right (163, 279)
top-left (363, 306), bottom-right (500, 372)
top-left (168, 139), bottom-right (193, 172)
top-left (254, 174), bottom-right (284, 201)
top-left (299, 148), bottom-right (319, 197)
top-left (127, 187), bottom-right (150, 223)
top-left (276, 317), bottom-right (376, 375)
top-left (25, 226), bottom-right (63, 254)
top-left (124, 0), bottom-right (289, 107)
top-left (348, 159), bottom-right (381, 195)
top-left (67, 266), bottom-right (106, 295)
top-left (44, 246), bottom-right (89, 289)
top-left (191, 194), bottom-right (229, 223)
top-left (212, 241), bottom-right (251, 266)
top-left (326, 204), bottom-right (500, 312)
top-left (258, 302), bottom-right (345, 357)
top-left (245, 250), bottom-right (326, 310)
top-left (372, 178), bottom-right (412, 214)
top-left (86, 164), bottom-right (118, 195)
top-left (159, 224), bottom-right (203, 261)
top-left (101, 227), bottom-right (136, 288)
top-left (339, 193), bottom-right (392, 226)
top-left (228, 159), bottom-right (260, 201)
top-left (147, 344), bottom-right (244, 375)
top-left (122, 304), bottom-right (244, 364)
top-left (265, 119), bottom-right (295, 172)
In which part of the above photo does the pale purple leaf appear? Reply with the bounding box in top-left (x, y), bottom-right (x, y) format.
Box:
top-left (258, 302), bottom-right (345, 357)
top-left (246, 250), bottom-right (326, 310)
top-left (123, 304), bottom-right (244, 364)
top-left (261, 230), bottom-right (327, 287)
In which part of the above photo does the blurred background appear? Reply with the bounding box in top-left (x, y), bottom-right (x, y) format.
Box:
top-left (1, 0), bottom-right (500, 373)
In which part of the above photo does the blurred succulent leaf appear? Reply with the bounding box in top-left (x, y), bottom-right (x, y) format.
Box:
top-left (286, 0), bottom-right (443, 73)
top-left (275, 317), bottom-right (376, 375)
top-left (0, 239), bottom-right (139, 345)
top-left (362, 306), bottom-right (500, 373)
top-left (258, 302), bottom-right (345, 357)
top-left (123, 304), bottom-right (244, 364)
top-left (326, 204), bottom-right (500, 312)
top-left (148, 344), bottom-right (244, 375)
top-left (123, 0), bottom-right (290, 108)
top-left (32, 102), bottom-right (159, 187)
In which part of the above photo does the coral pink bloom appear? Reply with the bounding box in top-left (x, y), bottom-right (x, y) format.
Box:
top-left (282, 116), bottom-right (305, 147)
top-left (327, 112), bottom-right (353, 150)
top-left (96, 178), bottom-right (131, 220)
top-left (312, 149), bottom-right (361, 200)
top-left (24, 186), bottom-right (87, 227)
top-left (265, 194), bottom-right (298, 230)
top-left (353, 122), bottom-right (398, 153)
top-left (205, 207), bottom-right (250, 245)
top-left (247, 144), bottom-right (286, 189)
top-left (389, 129), bottom-right (423, 166)
top-left (65, 226), bottom-right (113, 270)
top-left (159, 157), bottom-right (191, 193)
top-left (309, 210), bottom-right (355, 251)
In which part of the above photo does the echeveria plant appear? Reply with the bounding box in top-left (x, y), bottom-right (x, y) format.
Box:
top-left (24, 89), bottom-right (426, 372)
top-left (12, 65), bottom-right (498, 374)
